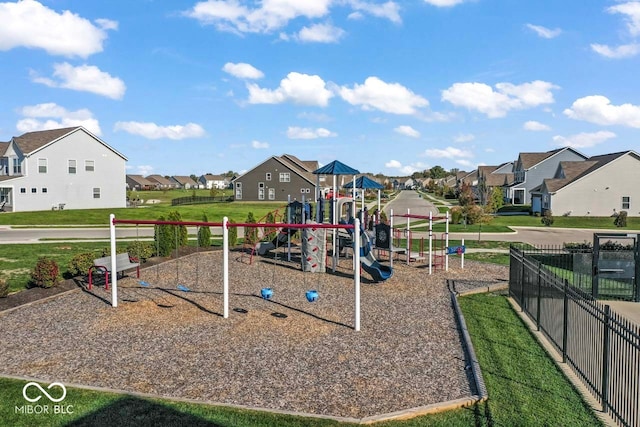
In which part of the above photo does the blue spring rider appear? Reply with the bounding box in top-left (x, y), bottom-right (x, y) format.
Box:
top-left (306, 290), bottom-right (319, 303)
top-left (260, 287), bottom-right (273, 300)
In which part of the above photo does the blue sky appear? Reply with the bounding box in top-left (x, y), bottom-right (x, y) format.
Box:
top-left (2, 0), bottom-right (640, 177)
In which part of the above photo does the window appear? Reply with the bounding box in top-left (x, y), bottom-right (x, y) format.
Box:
top-left (268, 188), bottom-right (275, 200)
top-left (42, 188), bottom-right (48, 193)
top-left (266, 173), bottom-right (271, 181)
top-left (20, 188), bottom-right (26, 193)
top-left (258, 182), bottom-right (264, 188)
top-left (622, 196), bottom-right (630, 210)
top-left (68, 160), bottom-right (77, 174)
top-left (235, 182), bottom-right (242, 200)
top-left (279, 172), bottom-right (290, 182)
top-left (258, 188), bottom-right (265, 200)
top-left (13, 158), bottom-right (21, 174)
top-left (85, 160), bottom-right (95, 172)
top-left (38, 158), bottom-right (47, 173)
top-left (93, 188), bottom-right (101, 199)
top-left (513, 189), bottom-right (526, 205)
top-left (31, 188), bottom-right (37, 193)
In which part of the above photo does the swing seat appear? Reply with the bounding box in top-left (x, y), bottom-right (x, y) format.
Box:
top-left (139, 280), bottom-right (150, 287)
top-left (261, 287), bottom-right (273, 299)
top-left (306, 290), bottom-right (319, 302)
top-left (177, 284), bottom-right (191, 292)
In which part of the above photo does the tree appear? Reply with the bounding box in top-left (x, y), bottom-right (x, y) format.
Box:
top-left (198, 213), bottom-right (212, 248)
top-left (486, 187), bottom-right (504, 213)
top-left (429, 165), bottom-right (447, 179)
top-left (458, 182), bottom-right (475, 208)
top-left (244, 212), bottom-right (258, 245)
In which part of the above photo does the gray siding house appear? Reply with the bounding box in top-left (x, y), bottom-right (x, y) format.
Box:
top-left (532, 151), bottom-right (640, 217)
top-left (232, 154), bottom-right (318, 202)
top-left (507, 147), bottom-right (587, 208)
top-left (0, 127), bottom-right (127, 212)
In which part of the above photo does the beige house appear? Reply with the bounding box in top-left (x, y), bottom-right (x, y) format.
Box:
top-left (531, 151), bottom-right (640, 217)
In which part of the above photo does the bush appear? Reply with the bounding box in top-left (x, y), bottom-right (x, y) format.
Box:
top-left (379, 210), bottom-right (388, 224)
top-left (30, 257), bottom-right (61, 288)
top-left (198, 213), bottom-right (212, 248)
top-left (155, 216), bottom-right (173, 257)
top-left (0, 278), bottom-right (8, 298)
top-left (228, 219), bottom-right (238, 246)
top-left (126, 241), bottom-right (154, 262)
top-left (449, 206), bottom-right (463, 224)
top-left (264, 212), bottom-right (277, 242)
top-left (465, 205), bottom-right (484, 225)
top-left (67, 252), bottom-right (96, 277)
top-left (614, 210), bottom-right (628, 227)
top-left (168, 211), bottom-right (188, 248)
top-left (244, 212), bottom-right (258, 245)
top-left (541, 210), bottom-right (554, 227)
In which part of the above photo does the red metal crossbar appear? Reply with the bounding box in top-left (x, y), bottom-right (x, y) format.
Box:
top-left (392, 213), bottom-right (447, 220)
top-left (112, 218), bottom-right (355, 230)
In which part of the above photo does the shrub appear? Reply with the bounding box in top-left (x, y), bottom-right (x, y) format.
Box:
top-left (244, 212), bottom-right (258, 245)
top-left (155, 216), bottom-right (173, 257)
top-left (168, 211), bottom-right (188, 248)
top-left (264, 212), bottom-right (277, 242)
top-left (126, 241), bottom-right (154, 262)
top-left (379, 210), bottom-right (388, 224)
top-left (564, 241), bottom-right (592, 252)
top-left (541, 210), bottom-right (554, 227)
top-left (67, 252), bottom-right (96, 277)
top-left (0, 278), bottom-right (8, 298)
top-left (465, 205), bottom-right (484, 225)
top-left (30, 257), bottom-right (61, 288)
top-left (228, 219), bottom-right (238, 246)
top-left (614, 210), bottom-right (628, 228)
top-left (449, 206), bottom-right (463, 224)
top-left (198, 213), bottom-right (212, 248)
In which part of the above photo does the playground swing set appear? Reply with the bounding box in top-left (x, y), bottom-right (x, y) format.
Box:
top-left (107, 214), bottom-right (365, 330)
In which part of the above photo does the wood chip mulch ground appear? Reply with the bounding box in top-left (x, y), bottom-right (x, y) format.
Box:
top-left (0, 249), bottom-right (508, 420)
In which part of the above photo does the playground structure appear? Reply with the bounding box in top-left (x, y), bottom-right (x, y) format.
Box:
top-left (386, 209), bottom-right (456, 275)
top-left (108, 214), bottom-right (366, 331)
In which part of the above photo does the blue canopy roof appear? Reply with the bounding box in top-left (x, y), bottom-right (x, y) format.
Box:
top-left (312, 160), bottom-right (360, 175)
top-left (343, 175), bottom-right (384, 189)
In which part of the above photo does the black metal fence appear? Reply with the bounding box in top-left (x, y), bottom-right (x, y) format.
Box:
top-left (510, 246), bottom-right (640, 427)
top-left (171, 196), bottom-right (230, 206)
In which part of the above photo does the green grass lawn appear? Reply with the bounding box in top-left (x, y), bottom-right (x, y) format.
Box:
top-left (0, 292), bottom-right (601, 426)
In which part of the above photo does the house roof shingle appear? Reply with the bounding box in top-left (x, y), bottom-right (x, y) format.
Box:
top-left (13, 127), bottom-right (80, 154)
top-left (127, 175), bottom-right (156, 187)
top-left (146, 175), bottom-right (174, 185)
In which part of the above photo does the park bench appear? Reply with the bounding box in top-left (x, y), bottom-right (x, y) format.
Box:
top-left (88, 253), bottom-right (140, 290)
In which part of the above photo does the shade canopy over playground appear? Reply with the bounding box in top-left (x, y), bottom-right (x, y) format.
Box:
top-left (342, 176), bottom-right (384, 190)
top-left (312, 160), bottom-right (360, 176)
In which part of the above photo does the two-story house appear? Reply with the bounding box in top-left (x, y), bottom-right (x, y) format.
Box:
top-left (476, 162), bottom-right (514, 205)
top-left (0, 127), bottom-right (127, 212)
top-left (531, 151), bottom-right (640, 217)
top-left (198, 174), bottom-right (229, 190)
top-left (507, 148), bottom-right (587, 209)
top-left (170, 176), bottom-right (198, 189)
top-left (232, 154), bottom-right (318, 202)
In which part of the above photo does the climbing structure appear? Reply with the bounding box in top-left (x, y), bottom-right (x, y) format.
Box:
top-left (302, 223), bottom-right (327, 273)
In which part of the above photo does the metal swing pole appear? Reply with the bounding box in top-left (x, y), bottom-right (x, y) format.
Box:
top-left (223, 217), bottom-right (229, 319)
top-left (109, 214), bottom-right (118, 307)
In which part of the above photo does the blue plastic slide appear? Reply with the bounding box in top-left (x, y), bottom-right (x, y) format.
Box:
top-left (359, 230), bottom-right (393, 282)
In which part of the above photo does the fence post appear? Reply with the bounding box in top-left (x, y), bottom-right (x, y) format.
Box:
top-left (601, 304), bottom-right (611, 413)
top-left (536, 260), bottom-right (542, 331)
top-left (562, 279), bottom-right (569, 363)
top-left (520, 253), bottom-right (526, 312)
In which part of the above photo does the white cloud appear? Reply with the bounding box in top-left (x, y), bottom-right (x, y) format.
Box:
top-left (183, 0), bottom-right (332, 34)
top-left (222, 62), bottom-right (264, 79)
top-left (287, 126), bottom-right (336, 139)
top-left (608, 2), bottom-right (640, 37)
top-left (95, 18), bottom-right (118, 31)
top-left (456, 159), bottom-right (474, 167)
top-left (17, 102), bottom-right (101, 135)
top-left (347, 1), bottom-right (401, 24)
top-left (424, 146), bottom-right (473, 159)
top-left (134, 165), bottom-right (154, 176)
top-left (384, 159), bottom-right (426, 175)
top-left (423, 0), bottom-right (468, 6)
top-left (339, 77), bottom-right (429, 115)
top-left (247, 72), bottom-right (333, 106)
top-left (0, 0), bottom-right (113, 57)
top-left (296, 22), bottom-right (346, 43)
top-left (394, 125), bottom-right (420, 138)
top-left (31, 62), bottom-right (126, 100)
top-left (251, 140), bottom-right (269, 149)
top-left (591, 43), bottom-right (640, 58)
top-left (526, 24), bottom-right (562, 39)
top-left (454, 133), bottom-right (475, 143)
top-left (297, 111), bottom-right (332, 122)
top-left (564, 95), bottom-right (640, 128)
top-left (114, 121), bottom-right (205, 140)
top-left (441, 80), bottom-right (558, 118)
top-left (552, 131), bottom-right (617, 149)
top-left (523, 120), bottom-right (551, 131)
